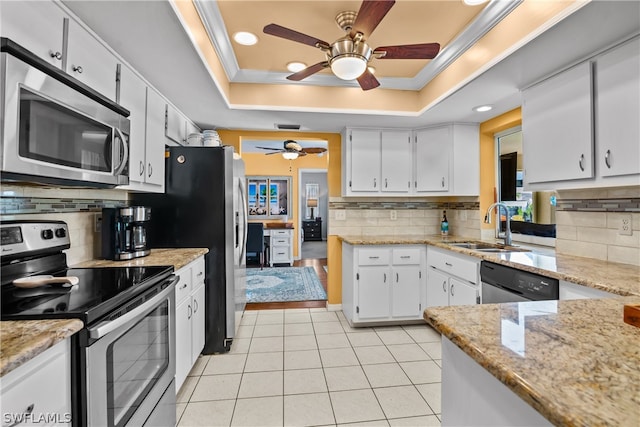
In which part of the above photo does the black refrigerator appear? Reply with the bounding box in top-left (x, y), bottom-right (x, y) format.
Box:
top-left (132, 145), bottom-right (247, 353)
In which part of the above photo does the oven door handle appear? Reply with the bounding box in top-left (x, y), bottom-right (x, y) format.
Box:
top-left (88, 275), bottom-right (178, 340)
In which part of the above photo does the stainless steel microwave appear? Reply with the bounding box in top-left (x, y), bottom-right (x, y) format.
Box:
top-left (0, 39), bottom-right (130, 188)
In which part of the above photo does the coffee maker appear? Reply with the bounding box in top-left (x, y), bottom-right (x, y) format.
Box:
top-left (101, 206), bottom-right (151, 260)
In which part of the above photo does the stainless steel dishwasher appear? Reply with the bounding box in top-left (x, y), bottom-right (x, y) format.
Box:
top-left (480, 261), bottom-right (559, 303)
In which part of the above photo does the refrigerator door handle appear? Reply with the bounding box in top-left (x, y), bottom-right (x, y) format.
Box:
top-left (238, 177), bottom-right (249, 263)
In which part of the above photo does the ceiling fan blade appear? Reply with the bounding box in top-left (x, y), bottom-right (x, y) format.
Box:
top-left (263, 24), bottom-right (330, 49)
top-left (257, 147), bottom-right (284, 151)
top-left (302, 147), bottom-right (327, 154)
top-left (374, 43), bottom-right (441, 59)
top-left (350, 0), bottom-right (395, 39)
top-left (357, 69), bottom-right (380, 91)
top-left (286, 62), bottom-right (329, 81)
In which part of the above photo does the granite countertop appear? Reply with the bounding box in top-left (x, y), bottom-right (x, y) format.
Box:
top-left (0, 319), bottom-right (83, 377)
top-left (73, 248), bottom-right (209, 270)
top-left (338, 235), bottom-right (640, 297)
top-left (424, 297), bottom-right (640, 426)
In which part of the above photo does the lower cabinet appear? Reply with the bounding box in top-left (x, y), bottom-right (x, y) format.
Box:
top-left (175, 256), bottom-right (205, 392)
top-left (1, 339), bottom-right (72, 426)
top-left (342, 244), bottom-right (426, 325)
top-left (267, 229), bottom-right (294, 266)
top-left (426, 246), bottom-right (480, 307)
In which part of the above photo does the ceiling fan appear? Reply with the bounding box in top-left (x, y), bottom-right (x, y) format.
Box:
top-left (257, 140), bottom-right (327, 159)
top-left (263, 0), bottom-right (441, 91)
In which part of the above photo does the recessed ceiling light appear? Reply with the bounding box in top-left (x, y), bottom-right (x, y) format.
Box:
top-left (367, 66), bottom-right (376, 74)
top-left (473, 105), bottom-right (493, 112)
top-left (233, 31), bottom-right (258, 46)
top-left (287, 62), bottom-right (306, 73)
top-left (463, 0), bottom-right (489, 6)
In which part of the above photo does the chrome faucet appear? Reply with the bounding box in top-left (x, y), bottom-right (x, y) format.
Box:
top-left (485, 202), bottom-right (512, 246)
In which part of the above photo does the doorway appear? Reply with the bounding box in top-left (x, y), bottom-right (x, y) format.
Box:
top-left (299, 170), bottom-right (328, 260)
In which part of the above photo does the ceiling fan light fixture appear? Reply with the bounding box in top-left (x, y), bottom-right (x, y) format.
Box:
top-left (329, 38), bottom-right (372, 80)
top-left (233, 31), bottom-right (258, 46)
top-left (282, 152), bottom-right (299, 160)
top-left (287, 62), bottom-right (307, 72)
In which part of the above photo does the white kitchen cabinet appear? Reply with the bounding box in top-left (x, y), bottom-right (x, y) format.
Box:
top-left (595, 37), bottom-right (640, 178)
top-left (348, 129), bottom-right (381, 193)
top-left (522, 61), bottom-right (594, 185)
top-left (342, 244), bottom-right (426, 325)
top-left (381, 130), bottom-right (412, 193)
top-left (144, 88), bottom-right (167, 188)
top-left (66, 19), bottom-right (118, 99)
top-left (166, 103), bottom-right (199, 146)
top-left (1, 339), bottom-right (72, 427)
top-left (415, 126), bottom-right (450, 192)
top-left (0, 1), bottom-right (67, 67)
top-left (267, 228), bottom-right (294, 266)
top-left (174, 256), bottom-right (206, 392)
top-left (426, 246), bottom-right (480, 307)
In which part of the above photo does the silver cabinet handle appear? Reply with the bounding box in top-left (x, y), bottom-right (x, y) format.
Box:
top-left (368, 256), bottom-right (379, 259)
top-left (5, 403), bottom-right (35, 427)
top-left (605, 150), bottom-right (611, 169)
top-left (193, 299), bottom-right (199, 314)
top-left (441, 177), bottom-right (445, 187)
top-left (400, 255), bottom-right (410, 259)
top-left (396, 272), bottom-right (399, 282)
top-left (50, 51), bottom-right (62, 60)
top-left (450, 284), bottom-right (455, 296)
top-left (445, 262), bottom-right (453, 267)
top-left (188, 304), bottom-right (192, 320)
top-left (385, 178), bottom-right (388, 188)
top-left (139, 161), bottom-right (145, 177)
top-left (579, 154), bottom-right (585, 171)
top-left (442, 280), bottom-right (447, 292)
top-left (180, 283), bottom-right (188, 290)
top-left (148, 162), bottom-right (153, 177)
top-left (197, 271), bottom-right (204, 277)
top-left (373, 178), bottom-right (377, 188)
top-left (72, 65), bottom-right (83, 73)
top-left (384, 273), bottom-right (387, 283)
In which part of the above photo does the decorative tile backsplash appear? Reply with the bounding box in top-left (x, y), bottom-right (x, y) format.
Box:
top-left (0, 196), bottom-right (127, 214)
top-left (556, 198), bottom-right (639, 212)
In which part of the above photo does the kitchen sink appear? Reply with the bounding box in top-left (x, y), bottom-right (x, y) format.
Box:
top-left (446, 241), bottom-right (530, 253)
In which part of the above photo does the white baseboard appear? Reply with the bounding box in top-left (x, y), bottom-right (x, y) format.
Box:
top-left (326, 303), bottom-right (342, 312)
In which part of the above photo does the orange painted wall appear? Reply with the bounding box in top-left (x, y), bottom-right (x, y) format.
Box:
top-left (479, 107), bottom-right (522, 230)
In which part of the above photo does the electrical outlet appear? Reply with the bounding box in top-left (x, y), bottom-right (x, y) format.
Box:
top-left (390, 210), bottom-right (397, 220)
top-left (618, 214), bottom-right (632, 236)
top-left (94, 213), bottom-right (102, 233)
top-left (335, 210), bottom-right (346, 221)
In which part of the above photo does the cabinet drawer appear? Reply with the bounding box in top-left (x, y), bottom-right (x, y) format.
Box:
top-left (428, 247), bottom-right (478, 284)
top-left (271, 229), bottom-right (291, 237)
top-left (191, 257), bottom-right (205, 285)
top-left (175, 266), bottom-right (192, 303)
top-left (271, 237), bottom-right (290, 246)
top-left (392, 248), bottom-right (421, 265)
top-left (357, 248), bottom-right (390, 266)
top-left (272, 250), bottom-right (290, 262)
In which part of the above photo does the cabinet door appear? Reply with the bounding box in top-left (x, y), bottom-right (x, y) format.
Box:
top-left (165, 103), bottom-right (185, 144)
top-left (66, 19), bottom-right (118, 99)
top-left (596, 37), bottom-right (640, 177)
top-left (415, 127), bottom-right (450, 192)
top-left (448, 277), bottom-right (478, 306)
top-left (0, 1), bottom-right (66, 67)
top-left (391, 265), bottom-right (422, 318)
top-left (186, 120), bottom-right (201, 140)
top-left (145, 88), bottom-right (166, 189)
top-left (357, 266), bottom-right (390, 319)
top-left (119, 65), bottom-right (147, 184)
top-left (349, 129), bottom-right (381, 192)
top-left (426, 268), bottom-right (449, 308)
top-left (381, 130), bottom-right (412, 192)
top-left (191, 285), bottom-right (206, 365)
top-left (522, 62), bottom-right (593, 184)
top-left (175, 298), bottom-right (191, 392)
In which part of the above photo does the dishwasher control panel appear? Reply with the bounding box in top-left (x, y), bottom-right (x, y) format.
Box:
top-left (481, 261), bottom-right (559, 301)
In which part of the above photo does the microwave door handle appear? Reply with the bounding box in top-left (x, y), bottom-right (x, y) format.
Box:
top-left (88, 276), bottom-right (178, 339)
top-left (113, 127), bottom-right (129, 176)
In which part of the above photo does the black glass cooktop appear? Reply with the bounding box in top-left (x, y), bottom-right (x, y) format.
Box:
top-left (1, 266), bottom-right (173, 324)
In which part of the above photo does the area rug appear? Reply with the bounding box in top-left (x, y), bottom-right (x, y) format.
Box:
top-left (246, 267), bottom-right (327, 303)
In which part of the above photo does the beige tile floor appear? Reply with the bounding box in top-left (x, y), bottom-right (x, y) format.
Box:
top-left (176, 308), bottom-right (443, 427)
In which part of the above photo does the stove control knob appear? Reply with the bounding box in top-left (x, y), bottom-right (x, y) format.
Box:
top-left (55, 228), bottom-right (67, 238)
top-left (41, 229), bottom-right (54, 240)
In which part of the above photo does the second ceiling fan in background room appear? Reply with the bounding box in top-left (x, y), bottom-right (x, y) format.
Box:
top-left (263, 0), bottom-right (441, 90)
top-left (258, 140), bottom-right (327, 160)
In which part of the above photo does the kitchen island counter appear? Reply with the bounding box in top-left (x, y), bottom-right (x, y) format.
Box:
top-left (0, 319), bottom-right (83, 377)
top-left (338, 235), bottom-right (640, 297)
top-left (73, 248), bottom-right (209, 271)
top-left (424, 297), bottom-right (640, 426)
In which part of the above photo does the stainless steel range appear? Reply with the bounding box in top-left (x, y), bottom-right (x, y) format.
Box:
top-left (1, 220), bottom-right (177, 427)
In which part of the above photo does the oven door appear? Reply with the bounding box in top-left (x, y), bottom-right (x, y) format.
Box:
top-left (1, 52), bottom-right (129, 188)
top-left (85, 277), bottom-right (177, 427)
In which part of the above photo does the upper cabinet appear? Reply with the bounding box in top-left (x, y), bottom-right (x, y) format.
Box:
top-left (595, 37), bottom-right (640, 178)
top-left (343, 124), bottom-right (479, 197)
top-left (166, 103), bottom-right (200, 146)
top-left (522, 36), bottom-right (640, 190)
